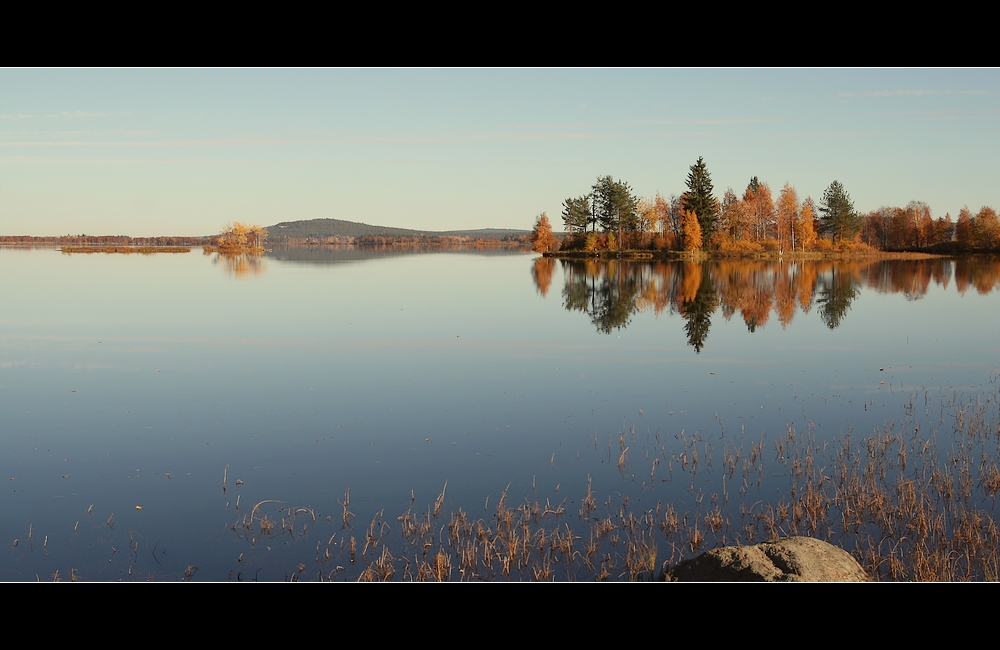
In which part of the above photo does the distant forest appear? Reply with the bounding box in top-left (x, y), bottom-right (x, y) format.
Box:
top-left (0, 235), bottom-right (208, 246)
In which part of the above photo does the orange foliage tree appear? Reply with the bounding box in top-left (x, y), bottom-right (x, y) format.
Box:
top-left (530, 213), bottom-right (559, 253)
top-left (795, 199), bottom-right (818, 251)
top-left (682, 209), bottom-right (703, 251)
top-left (973, 207), bottom-right (1000, 249)
top-left (775, 183), bottom-right (798, 252)
top-left (218, 222), bottom-right (268, 252)
top-left (744, 179), bottom-right (774, 242)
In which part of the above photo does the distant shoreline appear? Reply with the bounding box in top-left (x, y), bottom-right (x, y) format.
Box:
top-left (60, 246), bottom-right (192, 254)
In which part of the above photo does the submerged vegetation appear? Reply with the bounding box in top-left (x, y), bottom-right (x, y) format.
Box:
top-left (548, 157), bottom-right (999, 258)
top-left (234, 380), bottom-right (1000, 581)
top-left (22, 378), bottom-right (1000, 581)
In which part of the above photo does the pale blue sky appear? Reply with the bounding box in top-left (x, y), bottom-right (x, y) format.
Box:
top-left (2, 69), bottom-right (998, 236)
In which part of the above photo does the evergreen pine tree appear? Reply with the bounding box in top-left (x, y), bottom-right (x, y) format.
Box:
top-left (683, 157), bottom-right (719, 241)
top-left (818, 181), bottom-right (860, 243)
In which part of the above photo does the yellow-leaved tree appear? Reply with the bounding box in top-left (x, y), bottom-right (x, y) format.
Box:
top-left (530, 213), bottom-right (558, 253)
top-left (217, 222), bottom-right (268, 252)
top-left (794, 200), bottom-right (817, 251)
top-left (775, 183), bottom-right (799, 252)
top-left (682, 209), bottom-right (702, 251)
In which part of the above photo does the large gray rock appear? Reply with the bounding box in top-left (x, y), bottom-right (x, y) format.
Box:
top-left (664, 537), bottom-right (870, 582)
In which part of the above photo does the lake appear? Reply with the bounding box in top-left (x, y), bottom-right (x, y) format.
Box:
top-left (2, 246), bottom-right (999, 580)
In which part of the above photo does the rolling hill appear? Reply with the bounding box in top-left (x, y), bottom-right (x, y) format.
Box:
top-left (267, 218), bottom-right (529, 241)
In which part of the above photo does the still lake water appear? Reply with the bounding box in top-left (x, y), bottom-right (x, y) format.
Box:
top-left (2, 246), bottom-right (999, 580)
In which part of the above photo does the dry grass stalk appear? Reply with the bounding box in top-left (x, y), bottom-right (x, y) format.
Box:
top-left (171, 381), bottom-right (1000, 581)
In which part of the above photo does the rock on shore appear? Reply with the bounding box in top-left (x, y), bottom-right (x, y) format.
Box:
top-left (664, 537), bottom-right (870, 582)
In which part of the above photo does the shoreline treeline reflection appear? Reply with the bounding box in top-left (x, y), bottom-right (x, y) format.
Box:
top-left (535, 256), bottom-right (1000, 351)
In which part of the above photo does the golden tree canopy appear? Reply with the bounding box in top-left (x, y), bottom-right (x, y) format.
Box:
top-left (682, 209), bottom-right (702, 251)
top-left (218, 222), bottom-right (268, 251)
top-left (530, 213), bottom-right (558, 253)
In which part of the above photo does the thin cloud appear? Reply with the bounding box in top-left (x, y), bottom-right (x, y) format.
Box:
top-left (0, 154), bottom-right (318, 166)
top-left (0, 130), bottom-right (160, 138)
top-left (0, 113), bottom-right (40, 120)
top-left (340, 133), bottom-right (601, 144)
top-left (880, 110), bottom-right (1000, 121)
top-left (772, 130), bottom-right (894, 138)
top-left (837, 89), bottom-right (991, 98)
top-left (0, 129), bottom-right (756, 152)
top-left (508, 117), bottom-right (786, 129)
top-left (620, 117), bottom-right (787, 126)
top-left (61, 110), bottom-right (133, 118)
top-left (0, 138), bottom-right (302, 147)
top-left (337, 127), bottom-right (756, 144)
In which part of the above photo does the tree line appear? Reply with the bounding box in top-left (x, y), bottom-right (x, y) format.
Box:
top-left (0, 235), bottom-right (208, 246)
top-left (530, 157), bottom-right (999, 254)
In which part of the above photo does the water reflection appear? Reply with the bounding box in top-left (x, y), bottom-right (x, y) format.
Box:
top-left (210, 251), bottom-right (267, 277)
top-left (266, 243), bottom-right (528, 266)
top-left (561, 259), bottom-right (650, 334)
top-left (681, 267), bottom-right (716, 353)
top-left (816, 266), bottom-right (859, 330)
top-left (531, 257), bottom-right (555, 297)
top-left (541, 256), bottom-right (1000, 350)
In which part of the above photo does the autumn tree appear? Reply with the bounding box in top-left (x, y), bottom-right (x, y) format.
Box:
top-left (717, 188), bottom-right (745, 241)
top-left (635, 198), bottom-right (657, 235)
top-left (657, 194), bottom-right (685, 244)
top-left (652, 194), bottom-right (679, 249)
top-left (955, 207), bottom-right (974, 248)
top-left (775, 183), bottom-right (798, 251)
top-left (683, 157), bottom-right (718, 242)
top-left (904, 201), bottom-right (933, 248)
top-left (863, 206), bottom-right (899, 249)
top-left (744, 178), bottom-right (775, 242)
top-left (681, 209), bottom-right (703, 251)
top-left (930, 214), bottom-right (954, 245)
top-left (218, 222), bottom-right (268, 252)
top-left (635, 198), bottom-right (658, 249)
top-left (530, 213), bottom-right (559, 253)
top-left (794, 199), bottom-right (818, 251)
top-left (973, 206), bottom-right (1000, 249)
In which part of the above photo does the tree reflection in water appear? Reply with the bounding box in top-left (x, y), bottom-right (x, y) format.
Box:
top-left (531, 257), bottom-right (556, 297)
top-left (212, 251), bottom-right (267, 277)
top-left (816, 265), bottom-right (860, 330)
top-left (534, 256), bottom-right (1000, 352)
top-left (680, 268), bottom-right (716, 353)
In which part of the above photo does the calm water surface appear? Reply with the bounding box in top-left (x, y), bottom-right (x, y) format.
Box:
top-left (2, 247), bottom-right (998, 580)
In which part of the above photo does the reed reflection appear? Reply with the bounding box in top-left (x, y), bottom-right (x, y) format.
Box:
top-left (538, 256), bottom-right (1000, 351)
